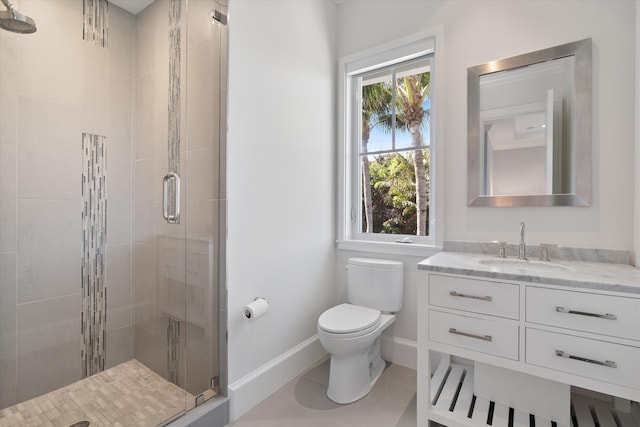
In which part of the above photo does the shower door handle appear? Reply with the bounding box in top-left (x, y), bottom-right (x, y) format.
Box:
top-left (162, 172), bottom-right (181, 224)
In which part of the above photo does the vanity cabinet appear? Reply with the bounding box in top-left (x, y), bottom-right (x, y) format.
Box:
top-left (418, 271), bottom-right (640, 427)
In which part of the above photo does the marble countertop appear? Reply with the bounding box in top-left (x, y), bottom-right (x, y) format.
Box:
top-left (418, 251), bottom-right (640, 294)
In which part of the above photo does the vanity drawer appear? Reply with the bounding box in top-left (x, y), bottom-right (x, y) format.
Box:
top-left (429, 274), bottom-right (519, 319)
top-left (526, 328), bottom-right (640, 390)
top-left (429, 310), bottom-right (519, 360)
top-left (526, 287), bottom-right (640, 341)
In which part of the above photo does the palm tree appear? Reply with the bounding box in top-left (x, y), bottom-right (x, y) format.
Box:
top-left (361, 83), bottom-right (391, 233)
top-left (395, 73), bottom-right (430, 235)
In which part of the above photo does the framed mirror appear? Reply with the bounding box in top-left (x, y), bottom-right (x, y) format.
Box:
top-left (467, 39), bottom-right (592, 207)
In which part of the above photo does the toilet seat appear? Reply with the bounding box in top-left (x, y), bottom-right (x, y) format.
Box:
top-left (318, 303), bottom-right (381, 335)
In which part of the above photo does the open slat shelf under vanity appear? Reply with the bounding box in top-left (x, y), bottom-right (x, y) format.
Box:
top-left (417, 251), bottom-right (640, 427)
top-left (430, 359), bottom-right (638, 427)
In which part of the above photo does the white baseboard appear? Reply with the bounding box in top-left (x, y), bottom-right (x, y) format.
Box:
top-left (381, 335), bottom-right (417, 370)
top-left (228, 335), bottom-right (327, 421)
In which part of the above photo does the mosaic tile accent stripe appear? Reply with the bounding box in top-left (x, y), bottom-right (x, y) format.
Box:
top-left (167, 317), bottom-right (181, 386)
top-left (81, 133), bottom-right (107, 378)
top-left (83, 0), bottom-right (109, 47)
top-left (168, 0), bottom-right (182, 194)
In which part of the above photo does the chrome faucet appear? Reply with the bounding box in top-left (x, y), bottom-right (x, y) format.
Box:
top-left (518, 221), bottom-right (527, 260)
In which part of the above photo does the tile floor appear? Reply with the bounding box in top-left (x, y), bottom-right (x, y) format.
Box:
top-left (0, 359), bottom-right (194, 427)
top-left (230, 357), bottom-right (417, 427)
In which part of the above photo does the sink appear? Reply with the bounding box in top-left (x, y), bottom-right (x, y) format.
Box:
top-left (478, 258), bottom-right (574, 273)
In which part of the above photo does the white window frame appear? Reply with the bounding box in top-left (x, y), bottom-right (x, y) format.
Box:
top-left (337, 27), bottom-right (444, 256)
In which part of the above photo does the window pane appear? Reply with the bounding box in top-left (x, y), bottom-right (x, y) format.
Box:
top-left (394, 65), bottom-right (431, 151)
top-left (360, 148), bottom-right (430, 236)
top-left (355, 55), bottom-right (433, 240)
top-left (361, 75), bottom-right (393, 153)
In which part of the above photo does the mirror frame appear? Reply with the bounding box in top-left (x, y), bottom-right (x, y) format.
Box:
top-left (467, 38), bottom-right (592, 207)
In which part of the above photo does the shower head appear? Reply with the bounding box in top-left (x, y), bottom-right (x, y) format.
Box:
top-left (0, 0), bottom-right (36, 34)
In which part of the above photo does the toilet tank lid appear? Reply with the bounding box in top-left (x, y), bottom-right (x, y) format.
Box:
top-left (348, 258), bottom-right (404, 270)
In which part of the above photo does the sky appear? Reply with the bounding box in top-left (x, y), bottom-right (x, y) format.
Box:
top-left (365, 99), bottom-right (430, 153)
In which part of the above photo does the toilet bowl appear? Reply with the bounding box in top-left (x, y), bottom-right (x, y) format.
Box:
top-left (318, 304), bottom-right (396, 404)
top-left (318, 258), bottom-right (404, 404)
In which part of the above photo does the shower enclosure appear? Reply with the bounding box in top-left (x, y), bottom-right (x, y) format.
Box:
top-left (0, 0), bottom-right (227, 425)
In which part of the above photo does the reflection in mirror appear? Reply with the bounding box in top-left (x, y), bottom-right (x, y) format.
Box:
top-left (468, 39), bottom-right (591, 207)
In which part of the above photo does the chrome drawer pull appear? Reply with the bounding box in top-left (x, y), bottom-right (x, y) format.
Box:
top-left (555, 306), bottom-right (617, 320)
top-left (555, 350), bottom-right (617, 368)
top-left (448, 328), bottom-right (492, 342)
top-left (449, 291), bottom-right (493, 302)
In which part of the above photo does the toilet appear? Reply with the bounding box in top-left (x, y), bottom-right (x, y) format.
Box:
top-left (317, 257), bottom-right (404, 404)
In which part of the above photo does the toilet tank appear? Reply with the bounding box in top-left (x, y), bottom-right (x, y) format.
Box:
top-left (347, 258), bottom-right (404, 312)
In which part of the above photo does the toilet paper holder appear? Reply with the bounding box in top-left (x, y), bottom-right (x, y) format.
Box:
top-left (244, 297), bottom-right (269, 320)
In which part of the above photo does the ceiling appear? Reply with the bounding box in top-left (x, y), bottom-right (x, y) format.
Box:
top-left (111, 0), bottom-right (345, 15)
top-left (109, 0), bottom-right (154, 15)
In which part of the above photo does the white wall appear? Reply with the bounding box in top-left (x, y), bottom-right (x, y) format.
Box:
top-left (635, 0), bottom-right (640, 266)
top-left (226, 0), bottom-right (338, 415)
top-left (337, 0), bottom-right (636, 364)
top-left (339, 0), bottom-right (635, 251)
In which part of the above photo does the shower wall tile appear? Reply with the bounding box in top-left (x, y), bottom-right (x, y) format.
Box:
top-left (134, 324), bottom-right (165, 378)
top-left (17, 200), bottom-right (81, 303)
top-left (187, 148), bottom-right (218, 202)
top-left (105, 325), bottom-right (133, 369)
top-left (154, 35), bottom-right (170, 110)
top-left (108, 4), bottom-right (134, 79)
top-left (0, 198), bottom-right (16, 253)
top-left (107, 158), bottom-right (132, 244)
top-left (185, 319), bottom-right (216, 395)
top-left (18, 0), bottom-right (84, 107)
top-left (106, 243), bottom-right (132, 331)
top-left (0, 31), bottom-right (17, 147)
top-left (135, 73), bottom-right (155, 160)
top-left (185, 196), bottom-right (217, 241)
top-left (16, 337), bottom-right (81, 403)
top-left (135, 0), bottom-right (165, 79)
top-left (185, 239), bottom-right (216, 328)
top-left (16, 293), bottom-right (81, 356)
top-left (134, 242), bottom-right (157, 333)
top-left (186, 0), bottom-right (213, 50)
top-left (0, 144), bottom-right (16, 199)
top-left (107, 73), bottom-right (133, 160)
top-left (0, 253), bottom-right (16, 362)
top-left (17, 95), bottom-right (81, 200)
top-left (134, 158), bottom-right (155, 243)
top-left (82, 44), bottom-right (109, 136)
top-left (134, 30), bottom-right (155, 79)
top-left (108, 197), bottom-right (132, 246)
top-left (17, 146), bottom-right (81, 201)
top-left (0, 358), bottom-right (16, 410)
top-left (187, 40), bottom-right (219, 152)
top-left (153, 107), bottom-right (170, 201)
top-left (16, 295), bottom-right (82, 400)
top-left (157, 235), bottom-right (185, 322)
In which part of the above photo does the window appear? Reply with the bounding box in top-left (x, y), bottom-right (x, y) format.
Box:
top-left (338, 32), bottom-right (440, 252)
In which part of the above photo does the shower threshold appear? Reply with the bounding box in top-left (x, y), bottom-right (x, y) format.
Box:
top-left (0, 359), bottom-right (200, 427)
